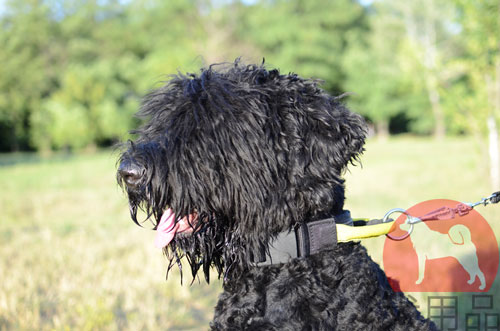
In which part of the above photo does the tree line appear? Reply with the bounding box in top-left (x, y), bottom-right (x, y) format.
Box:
top-left (0, 0), bottom-right (499, 154)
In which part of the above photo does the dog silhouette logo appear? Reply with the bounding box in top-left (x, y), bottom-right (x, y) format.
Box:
top-left (383, 199), bottom-right (498, 292)
top-left (400, 222), bottom-right (486, 290)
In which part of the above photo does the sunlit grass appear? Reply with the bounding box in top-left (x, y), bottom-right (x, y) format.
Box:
top-left (0, 152), bottom-right (221, 330)
top-left (0, 136), bottom-right (499, 330)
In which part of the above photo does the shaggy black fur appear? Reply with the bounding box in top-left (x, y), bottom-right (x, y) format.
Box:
top-left (117, 60), bottom-right (437, 330)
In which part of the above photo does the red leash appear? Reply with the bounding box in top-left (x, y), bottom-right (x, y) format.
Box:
top-left (384, 192), bottom-right (500, 241)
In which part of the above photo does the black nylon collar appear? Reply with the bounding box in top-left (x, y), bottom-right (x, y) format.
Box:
top-left (251, 211), bottom-right (353, 266)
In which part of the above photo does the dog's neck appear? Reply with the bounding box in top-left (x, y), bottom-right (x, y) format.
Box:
top-left (249, 210), bottom-right (353, 267)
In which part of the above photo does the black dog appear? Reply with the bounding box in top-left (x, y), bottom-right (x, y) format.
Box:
top-left (118, 61), bottom-right (436, 330)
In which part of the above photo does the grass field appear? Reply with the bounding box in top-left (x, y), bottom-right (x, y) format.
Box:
top-left (1, 136), bottom-right (499, 330)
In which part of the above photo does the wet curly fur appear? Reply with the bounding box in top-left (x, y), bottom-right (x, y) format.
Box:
top-left (117, 60), bottom-right (436, 330)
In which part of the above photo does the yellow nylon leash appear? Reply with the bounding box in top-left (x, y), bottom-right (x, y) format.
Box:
top-left (341, 191), bottom-right (500, 242)
top-left (337, 219), bottom-right (397, 242)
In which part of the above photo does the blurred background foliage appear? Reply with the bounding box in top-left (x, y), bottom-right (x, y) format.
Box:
top-left (0, 0), bottom-right (499, 152)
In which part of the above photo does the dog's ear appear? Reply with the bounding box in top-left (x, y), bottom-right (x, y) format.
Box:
top-left (284, 89), bottom-right (366, 175)
top-left (323, 98), bottom-right (367, 170)
top-left (280, 86), bottom-right (367, 220)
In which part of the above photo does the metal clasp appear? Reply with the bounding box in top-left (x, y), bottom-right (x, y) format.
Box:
top-left (465, 193), bottom-right (497, 208)
top-left (383, 208), bottom-right (420, 240)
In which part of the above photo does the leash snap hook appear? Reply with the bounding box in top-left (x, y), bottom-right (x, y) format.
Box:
top-left (383, 208), bottom-right (419, 241)
top-left (466, 191), bottom-right (500, 208)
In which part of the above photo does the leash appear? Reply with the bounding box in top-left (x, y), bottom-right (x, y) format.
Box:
top-left (251, 192), bottom-right (499, 267)
top-left (382, 191), bottom-right (500, 241)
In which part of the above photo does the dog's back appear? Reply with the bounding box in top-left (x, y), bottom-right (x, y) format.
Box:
top-left (212, 243), bottom-right (436, 330)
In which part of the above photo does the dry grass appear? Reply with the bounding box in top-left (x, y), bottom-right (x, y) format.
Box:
top-left (0, 152), bottom-right (221, 330)
top-left (0, 136), bottom-right (498, 330)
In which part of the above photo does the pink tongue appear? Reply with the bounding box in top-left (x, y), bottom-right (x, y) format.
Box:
top-left (154, 208), bottom-right (195, 248)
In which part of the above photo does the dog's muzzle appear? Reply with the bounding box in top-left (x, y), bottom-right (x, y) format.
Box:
top-left (118, 159), bottom-right (144, 188)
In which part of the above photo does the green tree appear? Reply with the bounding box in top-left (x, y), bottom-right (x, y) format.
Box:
top-left (1, 0), bottom-right (208, 152)
top-left (235, 0), bottom-right (368, 94)
top-left (0, 0), bottom-right (61, 150)
top-left (343, 1), bottom-right (408, 137)
top-left (449, 0), bottom-right (500, 188)
top-left (395, 0), bottom-right (459, 138)
top-left (30, 59), bottom-right (139, 150)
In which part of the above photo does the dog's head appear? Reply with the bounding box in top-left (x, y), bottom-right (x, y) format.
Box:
top-left (117, 61), bottom-right (366, 282)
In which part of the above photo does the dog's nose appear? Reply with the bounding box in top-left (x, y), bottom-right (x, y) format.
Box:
top-left (118, 160), bottom-right (144, 187)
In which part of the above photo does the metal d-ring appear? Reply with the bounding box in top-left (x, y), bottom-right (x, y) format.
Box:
top-left (382, 208), bottom-right (415, 241)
